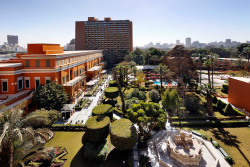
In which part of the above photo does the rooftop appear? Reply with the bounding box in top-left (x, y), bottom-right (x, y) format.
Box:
top-left (231, 77), bottom-right (250, 84)
top-left (0, 63), bottom-right (22, 68)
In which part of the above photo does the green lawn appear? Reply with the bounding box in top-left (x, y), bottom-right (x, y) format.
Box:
top-left (45, 131), bottom-right (84, 167)
top-left (184, 127), bottom-right (250, 167)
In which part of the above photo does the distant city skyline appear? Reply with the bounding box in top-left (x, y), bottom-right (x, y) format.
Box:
top-left (1, 0), bottom-right (250, 48)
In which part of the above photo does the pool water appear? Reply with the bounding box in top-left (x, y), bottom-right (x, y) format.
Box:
top-left (153, 81), bottom-right (177, 86)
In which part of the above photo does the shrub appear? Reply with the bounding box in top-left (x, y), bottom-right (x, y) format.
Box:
top-left (139, 86), bottom-right (147, 91)
top-left (138, 91), bottom-right (147, 101)
top-left (212, 96), bottom-right (218, 104)
top-left (105, 87), bottom-right (119, 99)
top-left (201, 134), bottom-right (208, 140)
top-left (126, 97), bottom-right (140, 110)
top-left (127, 85), bottom-right (131, 89)
top-left (184, 92), bottom-right (200, 114)
top-left (110, 119), bottom-right (138, 150)
top-left (131, 88), bottom-right (139, 97)
top-left (212, 141), bottom-right (220, 148)
top-left (145, 81), bottom-right (150, 87)
top-left (149, 89), bottom-right (160, 102)
top-left (224, 104), bottom-right (235, 116)
top-left (83, 141), bottom-right (107, 161)
top-left (221, 84), bottom-right (229, 94)
top-left (234, 108), bottom-right (245, 116)
top-left (216, 100), bottom-right (227, 112)
top-left (109, 80), bottom-right (117, 87)
top-left (92, 104), bottom-right (113, 119)
top-left (84, 116), bottom-right (110, 142)
top-left (21, 109), bottom-right (60, 128)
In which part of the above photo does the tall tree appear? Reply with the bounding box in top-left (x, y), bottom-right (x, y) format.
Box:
top-left (210, 53), bottom-right (219, 88)
top-left (200, 83), bottom-right (215, 116)
top-left (0, 103), bottom-right (52, 167)
top-left (203, 55), bottom-right (212, 85)
top-left (162, 89), bottom-right (181, 126)
top-left (156, 64), bottom-right (173, 94)
top-left (161, 45), bottom-right (198, 85)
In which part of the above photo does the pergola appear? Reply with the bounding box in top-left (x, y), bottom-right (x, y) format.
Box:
top-left (61, 104), bottom-right (75, 119)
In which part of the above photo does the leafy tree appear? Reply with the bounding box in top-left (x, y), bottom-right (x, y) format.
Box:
top-left (34, 82), bottom-right (69, 111)
top-left (136, 71), bottom-right (145, 85)
top-left (184, 92), bottom-right (200, 114)
top-left (150, 55), bottom-right (159, 65)
top-left (125, 97), bottom-right (140, 110)
top-left (126, 101), bottom-right (167, 138)
top-left (134, 47), bottom-right (144, 56)
top-left (0, 103), bottom-right (52, 167)
top-left (162, 89), bottom-right (181, 125)
top-left (161, 45), bottom-right (198, 85)
top-left (210, 53), bottom-right (219, 88)
top-left (138, 91), bottom-right (147, 101)
top-left (148, 89), bottom-right (160, 102)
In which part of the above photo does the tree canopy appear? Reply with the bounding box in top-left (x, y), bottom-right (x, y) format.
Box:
top-left (34, 82), bottom-right (69, 111)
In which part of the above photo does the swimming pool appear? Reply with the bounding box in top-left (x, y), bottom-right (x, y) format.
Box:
top-left (153, 81), bottom-right (177, 86)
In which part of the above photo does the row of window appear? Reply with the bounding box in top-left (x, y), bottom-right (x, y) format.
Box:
top-left (56, 55), bottom-right (98, 67)
top-left (1, 77), bottom-right (51, 93)
top-left (26, 60), bottom-right (50, 67)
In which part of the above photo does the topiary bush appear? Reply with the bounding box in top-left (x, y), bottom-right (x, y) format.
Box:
top-left (92, 104), bottom-right (113, 119)
top-left (84, 116), bottom-right (110, 143)
top-left (105, 87), bottom-right (119, 99)
top-left (109, 80), bottom-right (117, 87)
top-left (149, 89), bottom-right (160, 102)
top-left (224, 104), bottom-right (235, 116)
top-left (221, 84), bottom-right (229, 94)
top-left (216, 100), bottom-right (227, 112)
top-left (131, 88), bottom-right (139, 98)
top-left (83, 141), bottom-right (107, 161)
top-left (125, 97), bottom-right (140, 110)
top-left (138, 91), bottom-right (147, 101)
top-left (110, 119), bottom-right (137, 150)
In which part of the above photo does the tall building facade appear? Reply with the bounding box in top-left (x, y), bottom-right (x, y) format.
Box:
top-left (75, 17), bottom-right (133, 65)
top-left (185, 37), bottom-right (191, 47)
top-left (7, 35), bottom-right (18, 46)
top-left (225, 39), bottom-right (231, 47)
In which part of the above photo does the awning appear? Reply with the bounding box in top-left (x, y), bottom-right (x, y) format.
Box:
top-left (63, 75), bottom-right (86, 87)
top-left (87, 66), bottom-right (102, 72)
top-left (61, 104), bottom-right (75, 113)
top-left (86, 81), bottom-right (95, 86)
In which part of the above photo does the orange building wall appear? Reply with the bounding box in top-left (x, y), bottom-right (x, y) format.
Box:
top-left (228, 78), bottom-right (250, 114)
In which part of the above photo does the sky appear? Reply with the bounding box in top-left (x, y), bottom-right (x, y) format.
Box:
top-left (1, 0), bottom-right (250, 47)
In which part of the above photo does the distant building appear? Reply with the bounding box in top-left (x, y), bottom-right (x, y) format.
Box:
top-left (75, 17), bottom-right (133, 65)
top-left (246, 41), bottom-right (250, 44)
top-left (7, 35), bottom-right (18, 46)
top-left (185, 37), bottom-right (191, 47)
top-left (176, 40), bottom-right (180, 45)
top-left (225, 39), bottom-right (231, 47)
top-left (192, 40), bottom-right (200, 48)
top-left (66, 39), bottom-right (75, 51)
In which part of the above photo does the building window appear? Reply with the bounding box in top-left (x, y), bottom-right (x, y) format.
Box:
top-left (46, 79), bottom-right (51, 84)
top-left (18, 77), bottom-right (23, 90)
top-left (57, 59), bottom-right (59, 66)
top-left (36, 60), bottom-right (40, 67)
top-left (69, 58), bottom-right (71, 63)
top-left (25, 78), bottom-right (30, 89)
top-left (26, 60), bottom-right (30, 67)
top-left (61, 59), bottom-right (63, 65)
top-left (66, 75), bottom-right (69, 82)
top-left (2, 80), bottom-right (8, 92)
top-left (64, 58), bottom-right (67, 64)
top-left (46, 60), bottom-right (50, 67)
top-left (62, 76), bottom-right (65, 84)
top-left (35, 78), bottom-right (40, 90)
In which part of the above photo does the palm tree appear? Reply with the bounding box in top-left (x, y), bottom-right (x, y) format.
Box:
top-left (210, 53), bottom-right (219, 88)
top-left (204, 55), bottom-right (212, 85)
top-left (241, 47), bottom-right (250, 71)
top-left (156, 64), bottom-right (173, 94)
top-left (0, 103), bottom-right (52, 167)
top-left (200, 83), bottom-right (215, 116)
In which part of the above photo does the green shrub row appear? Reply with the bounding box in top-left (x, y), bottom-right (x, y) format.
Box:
top-left (172, 120), bottom-right (249, 127)
top-left (51, 124), bottom-right (85, 131)
top-left (221, 84), bottom-right (229, 94)
top-left (75, 98), bottom-right (89, 110)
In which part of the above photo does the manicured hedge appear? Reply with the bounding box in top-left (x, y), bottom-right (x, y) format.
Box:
top-left (109, 80), bottom-right (117, 87)
top-left (221, 84), bottom-right (229, 94)
top-left (110, 119), bottom-right (137, 150)
top-left (224, 104), bottom-right (235, 116)
top-left (139, 86), bottom-right (147, 91)
top-left (212, 96), bottom-right (218, 104)
top-left (105, 87), bottom-right (119, 99)
top-left (113, 107), bottom-right (123, 116)
top-left (216, 100), bottom-right (227, 112)
top-left (172, 120), bottom-right (249, 127)
top-left (84, 116), bottom-right (110, 142)
top-left (92, 104), bottom-right (113, 119)
top-left (84, 141), bottom-right (107, 161)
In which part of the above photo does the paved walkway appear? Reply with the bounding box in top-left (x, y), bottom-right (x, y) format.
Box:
top-left (68, 75), bottom-right (111, 124)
